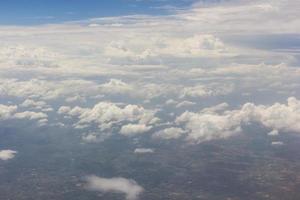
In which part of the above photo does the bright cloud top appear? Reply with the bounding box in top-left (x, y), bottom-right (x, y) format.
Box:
top-left (176, 97), bottom-right (300, 143)
top-left (0, 150), bottom-right (18, 161)
top-left (84, 176), bottom-right (144, 200)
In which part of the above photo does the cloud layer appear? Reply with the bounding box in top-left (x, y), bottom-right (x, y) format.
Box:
top-left (0, 0), bottom-right (299, 153)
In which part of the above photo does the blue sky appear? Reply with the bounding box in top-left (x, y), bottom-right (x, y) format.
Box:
top-left (0, 0), bottom-right (198, 25)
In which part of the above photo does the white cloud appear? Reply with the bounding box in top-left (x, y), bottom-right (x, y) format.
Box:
top-left (181, 0), bottom-right (300, 34)
top-left (84, 175), bottom-right (144, 200)
top-left (0, 150), bottom-right (17, 161)
top-left (0, 104), bottom-right (47, 123)
top-left (268, 129), bottom-right (279, 136)
top-left (20, 99), bottom-right (51, 111)
top-left (165, 99), bottom-right (177, 105)
top-left (58, 102), bottom-right (159, 140)
top-left (57, 106), bottom-right (71, 114)
top-left (100, 79), bottom-right (134, 95)
top-left (14, 111), bottom-right (48, 120)
top-left (104, 34), bottom-right (229, 60)
top-left (0, 104), bottom-right (18, 120)
top-left (62, 102), bottom-right (158, 130)
top-left (176, 111), bottom-right (240, 143)
top-left (120, 124), bottom-right (152, 137)
top-left (134, 148), bottom-right (154, 154)
top-left (176, 97), bottom-right (300, 143)
top-left (82, 133), bottom-right (99, 143)
top-left (81, 132), bottom-right (111, 143)
top-left (21, 99), bottom-right (46, 107)
top-left (0, 79), bottom-right (102, 101)
top-left (153, 127), bottom-right (186, 140)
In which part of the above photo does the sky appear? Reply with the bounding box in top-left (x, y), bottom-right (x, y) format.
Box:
top-left (0, 0), bottom-right (299, 150)
top-left (0, 0), bottom-right (300, 154)
top-left (0, 0), bottom-right (199, 25)
top-left (0, 0), bottom-right (300, 199)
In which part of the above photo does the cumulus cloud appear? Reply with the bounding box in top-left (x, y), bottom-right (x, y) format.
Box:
top-left (84, 175), bottom-right (144, 200)
top-left (81, 132), bottom-right (111, 143)
top-left (0, 104), bottom-right (18, 120)
top-left (14, 111), bottom-right (48, 120)
top-left (60, 102), bottom-right (158, 132)
top-left (120, 124), bottom-right (152, 137)
top-left (153, 127), bottom-right (186, 140)
top-left (176, 97), bottom-right (300, 143)
top-left (20, 99), bottom-right (48, 109)
top-left (57, 106), bottom-right (71, 115)
top-left (0, 150), bottom-right (17, 160)
top-left (0, 104), bottom-right (47, 124)
top-left (82, 133), bottom-right (99, 143)
top-left (99, 79), bottom-right (134, 96)
top-left (268, 129), bottom-right (279, 136)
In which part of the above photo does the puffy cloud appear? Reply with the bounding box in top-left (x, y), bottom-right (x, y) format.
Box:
top-left (120, 124), bottom-right (152, 137)
top-left (60, 102), bottom-right (159, 135)
top-left (153, 127), bottom-right (186, 140)
top-left (14, 111), bottom-right (47, 120)
top-left (0, 104), bottom-right (47, 123)
top-left (241, 97), bottom-right (300, 133)
top-left (134, 148), bottom-right (154, 154)
top-left (74, 102), bottom-right (155, 124)
top-left (0, 79), bottom-right (57, 99)
top-left (81, 132), bottom-right (111, 143)
top-left (82, 133), bottom-right (98, 143)
top-left (268, 129), bottom-right (279, 136)
top-left (57, 106), bottom-right (71, 115)
top-left (176, 111), bottom-right (240, 143)
top-left (0, 150), bottom-right (17, 161)
top-left (100, 79), bottom-right (134, 95)
top-left (176, 97), bottom-right (300, 143)
top-left (0, 104), bottom-right (17, 120)
top-left (21, 99), bottom-right (46, 108)
top-left (84, 175), bottom-right (144, 200)
top-left (20, 99), bottom-right (52, 111)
